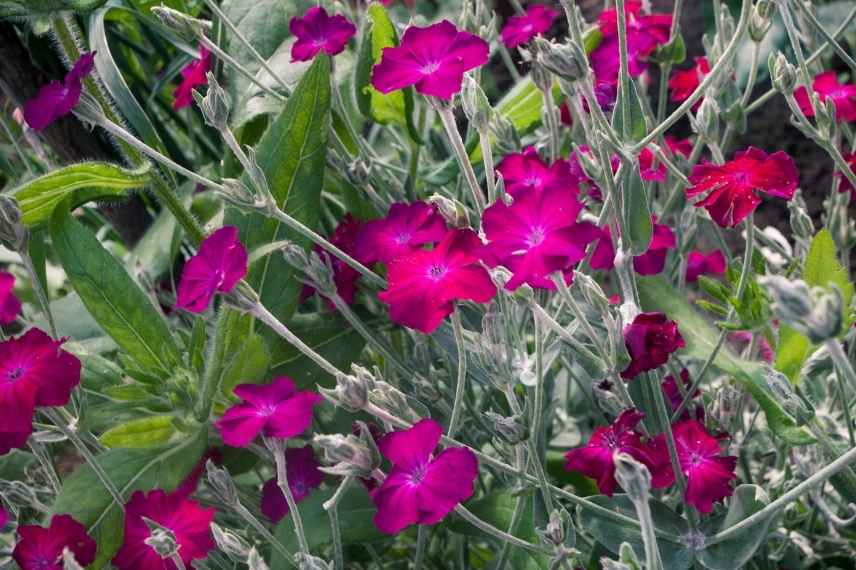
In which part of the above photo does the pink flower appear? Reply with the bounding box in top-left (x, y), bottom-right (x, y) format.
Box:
top-left (621, 312), bottom-right (685, 380)
top-left (378, 229), bottom-right (496, 334)
top-left (482, 185), bottom-right (599, 290)
top-left (794, 71), bottom-right (856, 123)
top-left (496, 147), bottom-right (582, 199)
top-left (372, 419), bottom-right (478, 534)
top-left (354, 202), bottom-right (447, 265)
top-left (175, 226), bottom-right (248, 313)
top-left (24, 53), bottom-right (96, 131)
top-left (304, 214), bottom-right (364, 306)
top-left (216, 377), bottom-right (321, 447)
top-left (639, 147), bottom-right (667, 182)
top-left (0, 329), bottom-right (81, 455)
top-left (13, 515), bottom-right (96, 570)
top-left (662, 420), bottom-right (737, 513)
top-left (500, 4), bottom-right (559, 49)
top-left (0, 271), bottom-right (21, 325)
top-left (686, 147), bottom-right (799, 228)
top-left (685, 250), bottom-right (727, 282)
top-left (836, 151), bottom-right (856, 199)
top-left (371, 20), bottom-right (489, 100)
top-left (668, 57), bottom-right (710, 109)
top-left (290, 6), bottom-right (356, 62)
top-left (564, 410), bottom-right (670, 496)
top-left (260, 445), bottom-right (324, 523)
top-left (0, 506), bottom-right (7, 528)
top-left (589, 218), bottom-right (675, 276)
top-left (113, 490), bottom-right (215, 570)
top-left (173, 46), bottom-right (210, 111)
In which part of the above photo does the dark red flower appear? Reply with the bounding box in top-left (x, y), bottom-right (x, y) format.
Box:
top-left (794, 71), bottom-right (856, 123)
top-left (173, 46), bottom-right (210, 111)
top-left (260, 446), bottom-right (324, 523)
top-left (685, 250), bottom-right (727, 282)
top-left (13, 515), bottom-right (96, 570)
top-left (668, 57), bottom-right (710, 109)
top-left (621, 312), bottom-right (685, 380)
top-left (686, 147), bottom-right (799, 228)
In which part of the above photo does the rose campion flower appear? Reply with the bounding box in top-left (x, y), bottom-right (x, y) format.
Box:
top-left (0, 328), bottom-right (82, 455)
top-left (794, 71), bottom-right (856, 123)
top-left (354, 202), bottom-right (447, 265)
top-left (589, 218), bottom-right (675, 276)
top-left (175, 226), bottom-right (248, 313)
top-left (500, 4), bottom-right (559, 49)
top-left (685, 250), bottom-right (727, 282)
top-left (621, 312), bottom-right (685, 380)
top-left (686, 147), bottom-right (799, 228)
top-left (378, 229), bottom-right (496, 334)
top-left (836, 151), bottom-right (856, 199)
top-left (482, 186), bottom-right (599, 290)
top-left (260, 445), bottom-right (324, 523)
top-left (496, 147), bottom-right (582, 198)
top-left (371, 20), bottom-right (489, 100)
top-left (0, 271), bottom-right (21, 325)
top-left (113, 490), bottom-right (215, 570)
top-left (290, 6), bottom-right (357, 62)
top-left (13, 515), bottom-right (97, 570)
top-left (24, 53), bottom-right (96, 131)
top-left (304, 214), bottom-right (364, 306)
top-left (216, 377), bottom-right (321, 447)
top-left (668, 57), bottom-right (710, 109)
top-left (173, 46), bottom-right (210, 111)
top-left (564, 410), bottom-right (670, 496)
top-left (639, 147), bottom-right (667, 182)
top-left (658, 420), bottom-right (737, 513)
top-left (372, 419), bottom-right (478, 534)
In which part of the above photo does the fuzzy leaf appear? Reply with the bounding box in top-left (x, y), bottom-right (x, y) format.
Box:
top-left (99, 415), bottom-right (176, 449)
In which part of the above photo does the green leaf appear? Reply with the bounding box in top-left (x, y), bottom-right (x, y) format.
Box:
top-left (12, 162), bottom-right (150, 226)
top-left (652, 34), bottom-right (686, 64)
top-left (271, 486), bottom-right (383, 570)
top-left (50, 205), bottom-right (182, 374)
top-left (637, 276), bottom-right (814, 445)
top-left (225, 54), bottom-right (331, 327)
top-left (612, 80), bottom-right (647, 142)
top-left (576, 495), bottom-right (693, 569)
top-left (53, 429), bottom-right (207, 566)
top-left (0, 0), bottom-right (104, 17)
top-left (804, 229), bottom-right (854, 327)
top-left (774, 325), bottom-right (812, 382)
top-left (621, 165), bottom-right (653, 254)
top-left (220, 331), bottom-right (271, 395)
top-left (698, 485), bottom-right (774, 570)
top-left (100, 416), bottom-right (176, 448)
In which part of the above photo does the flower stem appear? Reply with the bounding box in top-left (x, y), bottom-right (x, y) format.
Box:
top-left (21, 251), bottom-right (56, 339)
top-left (453, 506), bottom-right (551, 554)
top-left (479, 127), bottom-right (497, 205)
top-left (530, 308), bottom-right (555, 513)
top-left (269, 439), bottom-right (310, 556)
top-left (433, 100), bottom-right (486, 214)
top-left (323, 476), bottom-right (353, 570)
top-left (233, 502), bottom-right (296, 567)
top-left (447, 310), bottom-right (469, 439)
top-left (826, 338), bottom-right (856, 394)
top-left (414, 525), bottom-right (428, 570)
top-left (541, 86), bottom-right (560, 162)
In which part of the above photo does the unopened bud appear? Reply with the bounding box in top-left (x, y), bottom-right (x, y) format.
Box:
top-left (461, 75), bottom-right (492, 132)
top-left (533, 38), bottom-right (586, 83)
top-left (346, 159), bottom-right (371, 187)
top-left (770, 52), bottom-right (797, 94)
top-left (601, 542), bottom-right (643, 570)
top-left (193, 73), bottom-right (230, 130)
top-left (206, 460), bottom-right (238, 505)
top-left (320, 368), bottom-right (373, 412)
top-left (218, 178), bottom-right (256, 208)
top-left (211, 523), bottom-right (251, 561)
top-left (788, 191), bottom-right (814, 243)
top-left (143, 519), bottom-right (179, 559)
top-left (749, 0), bottom-right (776, 42)
top-left (613, 452), bottom-right (651, 502)
top-left (692, 97), bottom-right (720, 140)
top-left (574, 271), bottom-right (609, 313)
top-left (428, 193), bottom-right (470, 228)
top-left (761, 276), bottom-right (843, 342)
top-left (71, 91), bottom-right (104, 129)
top-left (371, 381), bottom-right (420, 423)
top-left (151, 6), bottom-right (211, 40)
top-left (484, 411), bottom-right (528, 444)
top-left (314, 429), bottom-right (379, 479)
top-left (531, 61), bottom-right (553, 94)
top-left (0, 195), bottom-right (28, 251)
top-left (539, 508), bottom-right (573, 549)
top-left (814, 97), bottom-right (836, 138)
top-left (765, 367), bottom-right (814, 424)
top-left (490, 115), bottom-right (520, 156)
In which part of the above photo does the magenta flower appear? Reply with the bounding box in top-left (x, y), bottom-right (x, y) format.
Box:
top-left (113, 490), bottom-right (215, 570)
top-left (639, 147), bottom-right (667, 182)
top-left (173, 46), bottom-right (211, 111)
top-left (216, 377), bottom-right (321, 447)
top-left (564, 410), bottom-right (670, 496)
top-left (0, 271), bottom-right (21, 325)
top-left (795, 71), bottom-right (856, 123)
top-left (175, 226), bottom-right (248, 313)
top-left (378, 229), bottom-right (496, 334)
top-left (372, 419), bottom-right (478, 534)
top-left (24, 53), bottom-right (96, 131)
top-left (660, 420), bottom-right (737, 513)
top-left (837, 151), bottom-right (856, 199)
top-left (685, 250), bottom-right (727, 282)
top-left (621, 312), bottom-right (685, 380)
top-left (371, 20), bottom-right (489, 100)
top-left (668, 57), bottom-right (710, 109)
top-left (13, 515), bottom-right (96, 570)
top-left (632, 220), bottom-right (676, 276)
top-left (354, 202), bottom-right (447, 265)
top-left (304, 214), bottom-right (364, 306)
top-left (290, 6), bottom-right (357, 62)
top-left (0, 328), bottom-right (81, 455)
top-left (687, 147), bottom-right (799, 228)
top-left (500, 4), bottom-right (559, 49)
top-left (496, 147), bottom-right (582, 199)
top-left (0, 506), bottom-right (7, 528)
top-left (665, 135), bottom-right (693, 158)
top-left (261, 445), bottom-right (324, 523)
top-left (483, 185), bottom-right (599, 290)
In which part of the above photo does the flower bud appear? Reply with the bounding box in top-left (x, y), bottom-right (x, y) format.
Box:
top-left (712, 384), bottom-right (741, 428)
top-left (206, 460), bottom-right (238, 505)
top-left (192, 73), bottom-right (230, 130)
top-left (764, 367), bottom-right (814, 424)
top-left (150, 6), bottom-right (211, 41)
top-left (761, 276), bottom-right (843, 342)
top-left (749, 0), bottom-right (776, 42)
top-left (143, 519), bottom-right (179, 560)
top-left (788, 191), bottom-right (814, 244)
top-left (533, 38), bottom-right (587, 83)
top-left (461, 75), bottom-right (492, 132)
top-left (770, 52), bottom-right (797, 94)
top-left (320, 367), bottom-right (373, 412)
top-left (484, 411), bottom-right (528, 444)
top-left (814, 98), bottom-right (837, 139)
top-left (428, 193), bottom-right (470, 228)
top-left (70, 91), bottom-right (104, 129)
top-left (346, 159), bottom-right (371, 187)
top-left (371, 381), bottom-right (420, 423)
top-left (490, 115), bottom-right (521, 156)
top-left (531, 61), bottom-right (553, 95)
top-left (691, 97), bottom-right (720, 141)
top-left (538, 508), bottom-right (574, 550)
top-left (218, 178), bottom-right (256, 208)
top-left (574, 271), bottom-right (609, 313)
top-left (0, 195), bottom-right (28, 251)
top-left (601, 542), bottom-right (643, 570)
top-left (247, 548), bottom-right (270, 570)
top-left (314, 429), bottom-right (379, 479)
top-left (613, 452), bottom-right (651, 503)
top-left (211, 523), bottom-right (251, 561)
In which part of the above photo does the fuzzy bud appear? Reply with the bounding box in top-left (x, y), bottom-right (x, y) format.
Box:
top-left (371, 381), bottom-right (420, 423)
top-left (788, 191), bottom-right (814, 244)
top-left (0, 195), bottom-right (28, 251)
top-left (764, 367), bottom-right (814, 424)
top-left (143, 519), bottom-right (180, 560)
top-left (770, 52), bottom-right (797, 94)
top-left (461, 75), bottom-right (492, 132)
top-left (314, 427), bottom-right (380, 479)
top-left (150, 6), bottom-right (211, 40)
top-left (428, 193), bottom-right (470, 228)
top-left (211, 523), bottom-right (251, 561)
top-left (206, 460), bottom-right (238, 505)
top-left (193, 73), bottom-right (230, 130)
top-left (614, 452), bottom-right (651, 503)
top-left (712, 384), bottom-right (742, 428)
top-left (247, 548), bottom-right (270, 570)
top-left (749, 0), bottom-right (776, 42)
top-left (601, 542), bottom-right (643, 570)
top-left (295, 554), bottom-right (333, 570)
top-left (320, 367), bottom-right (373, 412)
top-left (218, 178), bottom-right (256, 208)
top-left (761, 276), bottom-right (843, 342)
top-left (484, 411), bottom-right (528, 444)
top-left (490, 115), bottom-right (521, 156)
top-left (692, 97), bottom-right (720, 141)
top-left (533, 37), bottom-right (586, 83)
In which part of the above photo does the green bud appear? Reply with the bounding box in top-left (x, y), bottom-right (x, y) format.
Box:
top-left (461, 75), bottom-right (492, 132)
top-left (484, 411), bottom-right (529, 445)
top-left (770, 52), bottom-right (797, 94)
top-left (749, 0), bottom-right (776, 42)
top-left (533, 37), bottom-right (587, 83)
top-left (692, 97), bottom-right (720, 141)
top-left (150, 6), bottom-right (211, 41)
top-left (320, 366), bottom-right (374, 412)
top-left (314, 431), bottom-right (379, 479)
top-left (193, 72), bottom-right (230, 130)
top-left (428, 193), bottom-right (470, 228)
top-left (206, 460), bottom-right (238, 505)
top-left (211, 523), bottom-right (251, 561)
top-left (764, 367), bottom-right (814, 424)
top-left (0, 195), bottom-right (27, 251)
top-left (613, 452), bottom-right (651, 503)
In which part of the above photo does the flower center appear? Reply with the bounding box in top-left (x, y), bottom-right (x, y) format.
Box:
top-left (420, 61), bottom-right (441, 75)
top-left (526, 227), bottom-right (547, 247)
top-left (257, 403), bottom-right (278, 417)
top-left (687, 451), bottom-right (706, 468)
top-left (426, 264), bottom-right (448, 281)
top-left (408, 462), bottom-right (429, 485)
top-left (5, 367), bottom-right (25, 383)
top-left (525, 176), bottom-right (543, 188)
top-left (293, 480), bottom-right (306, 497)
top-left (394, 232), bottom-right (412, 245)
top-left (30, 554), bottom-right (59, 570)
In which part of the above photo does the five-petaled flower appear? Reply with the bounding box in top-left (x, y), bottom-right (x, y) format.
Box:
top-left (290, 6), bottom-right (357, 62)
top-left (216, 377), bottom-right (321, 447)
top-left (589, 218), bottom-right (676, 276)
top-left (175, 226), bottom-right (248, 313)
top-left (378, 229), bottom-right (496, 334)
top-left (371, 20), bottom-right (489, 100)
top-left (621, 312), bottom-right (685, 380)
top-left (13, 515), bottom-right (97, 570)
top-left (24, 53), bottom-right (96, 131)
top-left (113, 490), bottom-right (215, 570)
top-left (372, 418), bottom-right (478, 534)
top-left (685, 250), bottom-right (727, 282)
top-left (668, 57), bottom-right (710, 109)
top-left (304, 214), bottom-right (364, 306)
top-left (564, 409), bottom-right (670, 496)
top-left (686, 147), bottom-right (799, 228)
top-left (483, 185), bottom-right (599, 290)
top-left (355, 202), bottom-right (447, 265)
top-left (173, 46), bottom-right (211, 110)
top-left (0, 271), bottom-right (21, 325)
top-left (500, 4), bottom-right (559, 49)
top-left (496, 147), bottom-right (582, 198)
top-left (261, 445), bottom-right (324, 523)
top-left (794, 71), bottom-right (856, 123)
